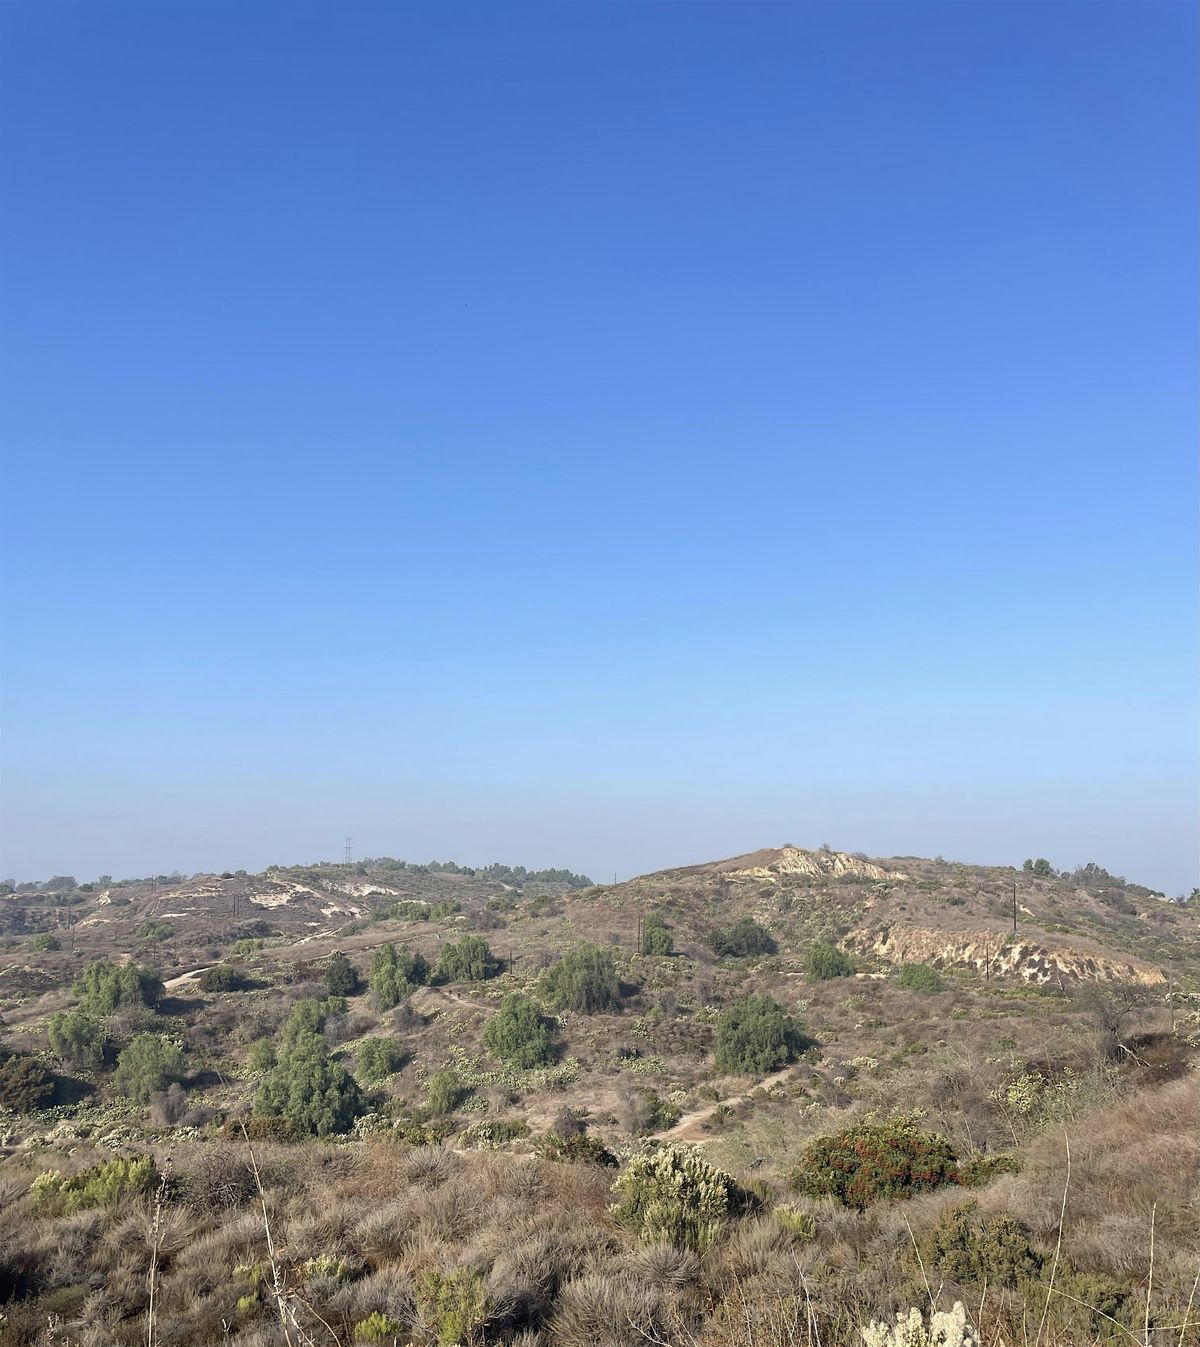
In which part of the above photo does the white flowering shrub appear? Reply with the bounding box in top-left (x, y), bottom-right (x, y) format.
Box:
top-left (861, 1302), bottom-right (979, 1347)
top-left (610, 1145), bottom-right (740, 1250)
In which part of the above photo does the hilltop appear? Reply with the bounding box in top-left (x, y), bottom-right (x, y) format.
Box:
top-left (0, 844), bottom-right (1196, 1346)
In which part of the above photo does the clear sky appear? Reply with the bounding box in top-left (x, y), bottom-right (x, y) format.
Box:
top-left (1, 1), bottom-right (1196, 894)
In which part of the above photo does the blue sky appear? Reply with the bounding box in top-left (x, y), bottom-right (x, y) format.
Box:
top-left (1, 1), bottom-right (1196, 893)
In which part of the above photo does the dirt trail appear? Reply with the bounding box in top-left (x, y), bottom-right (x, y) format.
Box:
top-left (653, 1062), bottom-right (800, 1143)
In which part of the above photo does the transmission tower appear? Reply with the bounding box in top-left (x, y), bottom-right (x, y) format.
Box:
top-left (344, 835), bottom-right (353, 864)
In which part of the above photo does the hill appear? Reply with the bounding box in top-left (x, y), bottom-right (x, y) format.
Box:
top-left (0, 845), bottom-right (1196, 1346)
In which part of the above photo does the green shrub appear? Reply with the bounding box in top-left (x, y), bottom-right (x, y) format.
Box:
top-left (374, 900), bottom-right (430, 923)
top-left (199, 964), bottom-right (247, 993)
top-left (805, 942), bottom-right (854, 981)
top-left (246, 1038), bottom-right (276, 1074)
top-left (794, 1118), bottom-right (960, 1209)
top-left (611, 1147), bottom-right (742, 1251)
top-left (136, 919), bottom-right (173, 943)
top-left (29, 933), bottom-right (60, 952)
top-left (958, 1153), bottom-right (1019, 1187)
top-left (433, 934), bottom-right (499, 984)
top-left (458, 1118), bottom-right (531, 1148)
top-left (641, 913), bottom-right (673, 956)
top-left (222, 1115), bottom-right (297, 1142)
top-left (280, 996), bottom-right (344, 1048)
top-left (354, 1313), bottom-right (407, 1343)
top-left (537, 1130), bottom-right (617, 1166)
top-left (710, 916), bottom-right (775, 958)
top-left (31, 1155), bottom-right (156, 1214)
top-left (48, 1009), bottom-right (107, 1071)
top-left (425, 1068), bottom-right (463, 1116)
top-left (626, 1087), bottom-right (681, 1135)
top-left (111, 1033), bottom-right (186, 1102)
top-left (0, 1054), bottom-right (56, 1111)
top-left (414, 1269), bottom-right (490, 1347)
top-left (324, 950), bottom-right (359, 996)
top-left (74, 959), bottom-right (163, 1013)
top-left (357, 1036), bottom-right (405, 1082)
top-left (369, 943), bottom-right (429, 1011)
top-left (256, 1031), bottom-right (364, 1136)
top-left (898, 963), bottom-right (944, 993)
top-left (714, 994), bottom-right (808, 1074)
top-left (482, 993), bottom-right (555, 1067)
top-left (773, 1205), bottom-right (818, 1241)
top-left (920, 1202), bottom-right (1042, 1288)
top-left (541, 944), bottom-right (621, 1013)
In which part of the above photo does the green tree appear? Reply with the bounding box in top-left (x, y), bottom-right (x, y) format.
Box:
top-left (482, 994), bottom-right (555, 1068)
top-left (30, 933), bottom-right (60, 952)
top-left (369, 943), bottom-right (429, 1011)
top-left (324, 950), bottom-right (359, 997)
top-left (74, 959), bottom-right (163, 1014)
top-left (805, 942), bottom-right (854, 981)
top-left (256, 1031), bottom-right (364, 1136)
top-left (1023, 858), bottom-right (1055, 878)
top-left (714, 994), bottom-right (807, 1074)
top-left (111, 1033), bottom-right (186, 1103)
top-left (641, 913), bottom-right (673, 956)
top-left (48, 1009), bottom-right (108, 1071)
top-left (434, 935), bottom-right (499, 984)
top-left (541, 944), bottom-right (622, 1014)
top-left (710, 917), bottom-right (775, 958)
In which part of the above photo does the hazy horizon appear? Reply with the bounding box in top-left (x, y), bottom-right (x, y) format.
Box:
top-left (2, 3), bottom-right (1196, 897)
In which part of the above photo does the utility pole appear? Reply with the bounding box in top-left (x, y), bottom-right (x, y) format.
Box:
top-left (1012, 881), bottom-right (1018, 935)
top-left (983, 938), bottom-right (990, 985)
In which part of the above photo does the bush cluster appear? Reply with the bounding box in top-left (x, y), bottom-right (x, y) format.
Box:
top-left (793, 1117), bottom-right (960, 1209)
top-left (324, 950), bottom-right (359, 996)
top-left (536, 1128), bottom-right (617, 1166)
top-left (898, 962), bottom-right (944, 993)
top-left (48, 1009), bottom-right (107, 1071)
top-left (112, 1033), bottom-right (187, 1102)
top-left (710, 916), bottom-right (775, 958)
top-left (256, 1001), bottom-right (364, 1135)
top-left (425, 1068), bottom-right (463, 1116)
top-left (541, 944), bottom-right (621, 1013)
top-left (31, 1155), bottom-right (157, 1214)
top-left (434, 934), bottom-right (499, 983)
top-left (805, 942), bottom-right (854, 980)
top-left (611, 1146), bottom-right (743, 1250)
top-left (357, 1035), bottom-right (405, 1082)
top-left (199, 964), bottom-right (247, 993)
top-left (641, 912), bottom-right (673, 956)
top-left (74, 959), bottom-right (163, 1014)
top-left (369, 943), bottom-right (428, 1010)
top-left (0, 1054), bottom-right (56, 1111)
top-left (714, 993), bottom-right (808, 1075)
top-left (482, 993), bottom-right (556, 1068)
